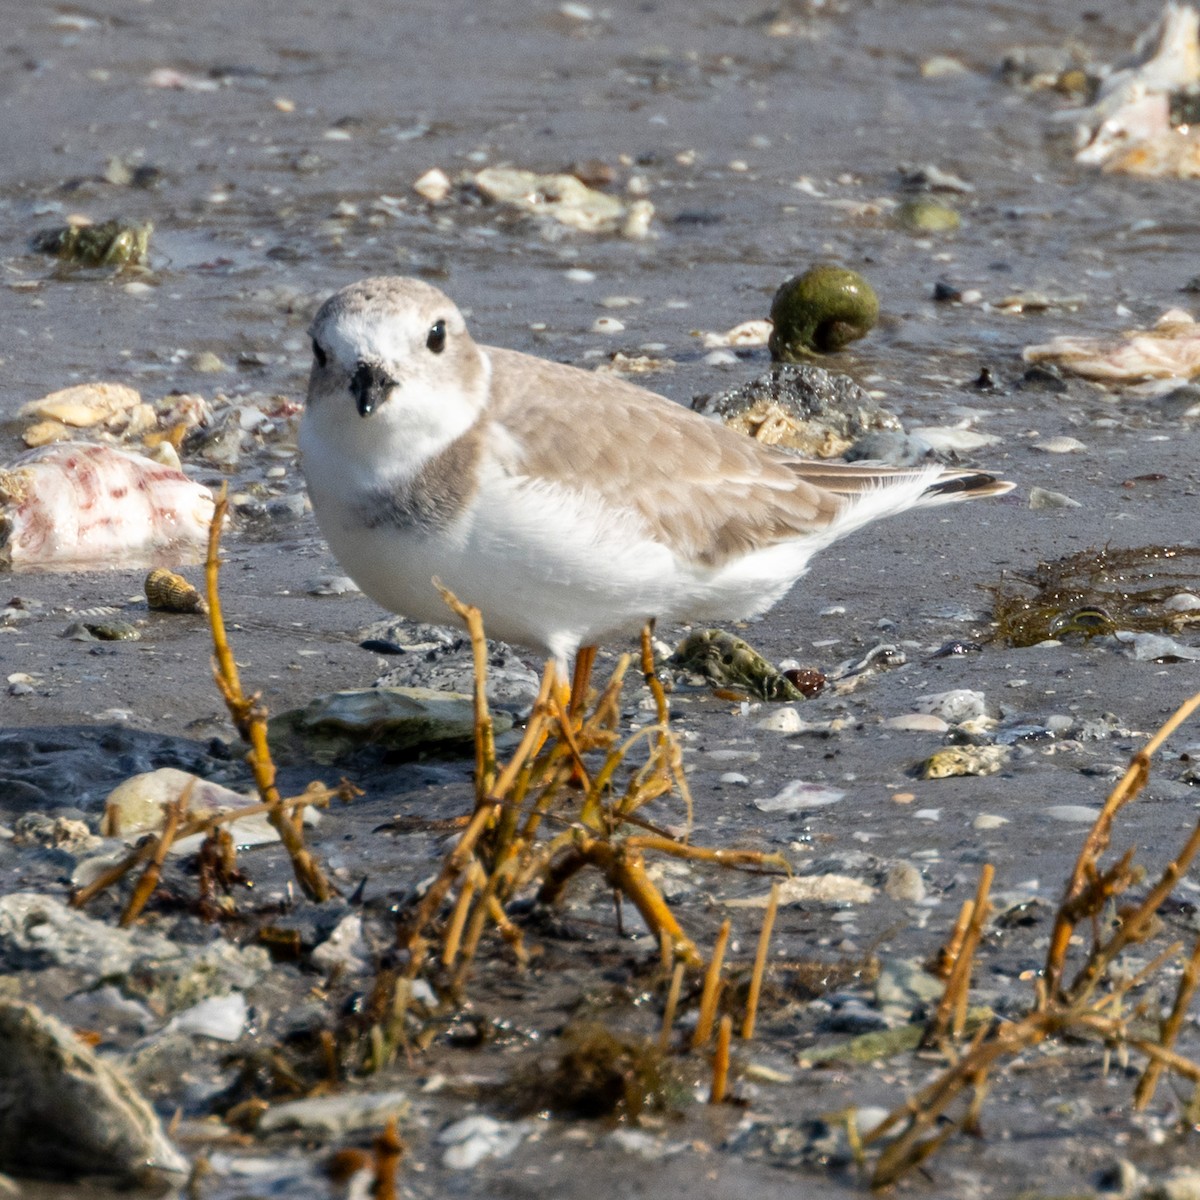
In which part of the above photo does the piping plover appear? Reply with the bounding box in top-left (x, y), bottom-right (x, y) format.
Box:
top-left (300, 276), bottom-right (1013, 672)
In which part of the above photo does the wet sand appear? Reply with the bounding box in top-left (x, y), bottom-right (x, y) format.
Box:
top-left (4, 1), bottom-right (1200, 1196)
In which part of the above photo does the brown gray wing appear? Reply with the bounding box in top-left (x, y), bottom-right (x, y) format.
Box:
top-left (485, 348), bottom-right (852, 567)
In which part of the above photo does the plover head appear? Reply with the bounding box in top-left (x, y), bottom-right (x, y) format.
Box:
top-left (305, 276), bottom-right (491, 466)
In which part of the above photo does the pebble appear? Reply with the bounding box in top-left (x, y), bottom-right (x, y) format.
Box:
top-left (973, 814), bottom-right (1009, 830)
top-left (883, 862), bottom-right (926, 903)
top-left (309, 914), bottom-right (372, 976)
top-left (1043, 805), bottom-right (1101, 823)
top-left (913, 689), bottom-right (987, 723)
top-left (1164, 593), bottom-right (1200, 613)
top-left (755, 707), bottom-right (804, 733)
top-left (1032, 436), bottom-right (1087, 454)
top-left (592, 316), bottom-right (625, 333)
top-left (413, 167), bottom-right (452, 202)
top-left (190, 351), bottom-right (226, 373)
top-left (305, 575), bottom-right (360, 596)
top-left (883, 713), bottom-right (950, 733)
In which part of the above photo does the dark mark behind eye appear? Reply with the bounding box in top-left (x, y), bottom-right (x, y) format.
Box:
top-left (312, 338), bottom-right (327, 367)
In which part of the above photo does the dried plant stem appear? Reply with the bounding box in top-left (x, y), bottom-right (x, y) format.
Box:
top-left (693, 919), bottom-right (731, 1049)
top-left (659, 960), bottom-right (686, 1053)
top-left (441, 862), bottom-right (483, 968)
top-left (710, 1015), bottom-right (733, 1103)
top-left (120, 790), bottom-right (187, 926)
top-left (1044, 686), bottom-right (1200, 998)
top-left (71, 837), bottom-right (161, 909)
top-left (435, 582), bottom-right (497, 800)
top-left (742, 882), bottom-right (779, 1041)
top-left (927, 865), bottom-right (993, 1044)
top-left (205, 490), bottom-right (333, 902)
top-left (1134, 936), bottom-right (1200, 1109)
top-left (372, 1115), bottom-right (403, 1200)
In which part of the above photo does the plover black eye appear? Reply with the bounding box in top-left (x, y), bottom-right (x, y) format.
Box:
top-left (311, 338), bottom-right (327, 368)
top-left (426, 319), bottom-right (447, 354)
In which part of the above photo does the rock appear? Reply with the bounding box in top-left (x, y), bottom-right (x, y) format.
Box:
top-left (0, 894), bottom-right (268, 1011)
top-left (883, 713), bottom-right (950, 733)
top-left (103, 766), bottom-right (319, 854)
top-left (1044, 805), bottom-right (1101, 824)
top-left (1143, 1166), bottom-right (1200, 1200)
top-left (692, 362), bottom-right (900, 458)
top-left (310, 914), bottom-right (372, 976)
top-left (0, 1000), bottom-right (186, 1181)
top-left (913, 689), bottom-right (988, 723)
top-left (269, 687), bottom-right (511, 764)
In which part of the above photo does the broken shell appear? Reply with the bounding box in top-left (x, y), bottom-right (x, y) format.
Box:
top-left (768, 265), bottom-right (879, 359)
top-left (19, 382), bottom-right (143, 430)
top-left (921, 745), bottom-right (1009, 779)
top-left (144, 567), bottom-right (208, 614)
top-left (83, 620), bottom-right (141, 641)
top-left (669, 628), bottom-right (807, 701)
top-left (0, 442), bottom-right (215, 570)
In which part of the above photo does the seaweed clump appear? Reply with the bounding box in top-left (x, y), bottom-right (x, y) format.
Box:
top-left (993, 544), bottom-right (1200, 646)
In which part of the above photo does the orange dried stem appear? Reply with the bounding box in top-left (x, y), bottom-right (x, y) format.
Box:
top-left (372, 1115), bottom-right (404, 1200)
top-left (1044, 686), bottom-right (1200, 998)
top-left (742, 882), bottom-right (779, 1041)
top-left (205, 490), bottom-right (333, 902)
top-left (710, 1015), bottom-right (733, 1104)
top-left (1134, 936), bottom-right (1200, 1109)
top-left (120, 789), bottom-right (188, 926)
top-left (659, 960), bottom-right (686, 1054)
top-left (435, 582), bottom-right (496, 800)
top-left (692, 919), bottom-right (731, 1049)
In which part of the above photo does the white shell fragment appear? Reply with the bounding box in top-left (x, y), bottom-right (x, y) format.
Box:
top-left (1024, 310), bottom-right (1200, 384)
top-left (753, 780), bottom-right (846, 813)
top-left (0, 443), bottom-right (215, 570)
top-left (470, 166), bottom-right (654, 238)
top-left (19, 381), bottom-right (149, 447)
top-left (166, 992), bottom-right (249, 1042)
top-left (438, 1115), bottom-right (529, 1170)
top-left (700, 319), bottom-right (773, 349)
top-left (413, 167), bottom-right (452, 202)
top-left (726, 874), bottom-right (876, 907)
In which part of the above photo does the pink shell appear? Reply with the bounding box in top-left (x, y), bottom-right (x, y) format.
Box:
top-left (0, 442), bottom-right (216, 569)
